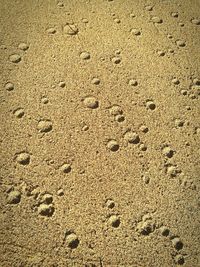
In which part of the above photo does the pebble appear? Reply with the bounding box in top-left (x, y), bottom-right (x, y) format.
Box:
top-left (57, 189), bottom-right (64, 196)
top-left (41, 97), bottom-right (49, 104)
top-left (124, 131), bottom-right (140, 144)
top-left (131, 28), bottom-right (141, 36)
top-left (109, 105), bottom-right (123, 116)
top-left (171, 12), bottom-right (178, 18)
top-left (37, 120), bottom-right (53, 133)
top-left (57, 1), bottom-right (64, 7)
top-left (82, 18), bottom-right (88, 23)
top-left (108, 215), bottom-right (120, 227)
top-left (82, 125), bottom-right (89, 131)
top-left (171, 237), bottom-right (183, 250)
top-left (176, 40), bottom-right (186, 47)
top-left (114, 18), bottom-right (121, 23)
top-left (9, 54), bottom-right (21, 63)
top-left (146, 100), bottom-right (156, 110)
top-left (112, 57), bottom-right (121, 64)
top-left (91, 78), bottom-right (100, 85)
top-left (172, 78), bottom-right (180, 85)
top-left (60, 163), bottom-right (71, 173)
top-left (14, 108), bottom-right (24, 118)
top-left (18, 43), bottom-right (29, 51)
top-left (63, 24), bottom-right (78, 35)
top-left (5, 82), bottom-right (14, 91)
top-left (65, 232), bottom-right (79, 249)
top-left (151, 16), bottom-right (163, 23)
top-left (145, 5), bottom-right (153, 11)
top-left (38, 204), bottom-right (54, 217)
top-left (80, 51), bottom-right (90, 60)
top-left (191, 18), bottom-right (200, 25)
top-left (107, 140), bottom-right (119, 152)
top-left (7, 190), bottom-right (21, 204)
top-left (130, 13), bottom-right (136, 18)
top-left (157, 50), bottom-right (165, 56)
top-left (47, 27), bottom-right (56, 34)
top-left (16, 152), bottom-right (30, 165)
top-left (59, 81), bottom-right (66, 88)
top-left (143, 175), bottom-right (150, 184)
top-left (129, 79), bottom-right (138, 86)
top-left (57, 2), bottom-right (64, 7)
top-left (83, 96), bottom-right (99, 109)
top-left (186, 105), bottom-right (191, 110)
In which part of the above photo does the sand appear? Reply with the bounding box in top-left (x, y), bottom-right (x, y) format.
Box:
top-left (0, 0), bottom-right (200, 266)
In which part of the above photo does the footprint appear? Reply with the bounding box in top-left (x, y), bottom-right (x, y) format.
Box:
top-left (7, 190), bottom-right (21, 204)
top-left (15, 152), bottom-right (30, 165)
top-left (146, 100), bottom-right (156, 110)
top-left (105, 198), bottom-right (115, 209)
top-left (176, 40), bottom-right (186, 47)
top-left (162, 145), bottom-right (174, 158)
top-left (136, 214), bottom-right (156, 235)
top-left (112, 57), bottom-right (121, 64)
top-left (107, 139), bottom-right (119, 152)
top-left (37, 193), bottom-right (54, 217)
top-left (38, 203), bottom-right (54, 217)
top-left (64, 231), bottom-right (80, 249)
top-left (108, 214), bottom-right (120, 228)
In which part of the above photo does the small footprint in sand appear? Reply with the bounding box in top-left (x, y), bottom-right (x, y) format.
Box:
top-left (15, 152), bottom-right (30, 165)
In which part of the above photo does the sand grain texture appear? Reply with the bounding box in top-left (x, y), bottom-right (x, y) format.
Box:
top-left (0, 0), bottom-right (200, 266)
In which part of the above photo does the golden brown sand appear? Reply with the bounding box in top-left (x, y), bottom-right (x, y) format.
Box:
top-left (0, 0), bottom-right (200, 266)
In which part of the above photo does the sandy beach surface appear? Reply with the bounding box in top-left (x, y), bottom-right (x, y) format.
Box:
top-left (0, 0), bottom-right (200, 266)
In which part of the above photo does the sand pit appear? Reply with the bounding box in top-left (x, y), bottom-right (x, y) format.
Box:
top-left (0, 0), bottom-right (200, 266)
